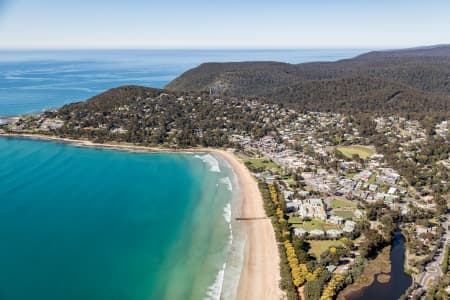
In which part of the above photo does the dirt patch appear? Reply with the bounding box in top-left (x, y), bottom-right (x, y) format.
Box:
top-left (377, 274), bottom-right (391, 283)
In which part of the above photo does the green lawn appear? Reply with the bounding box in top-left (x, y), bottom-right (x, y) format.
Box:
top-left (291, 223), bottom-right (305, 229)
top-left (331, 199), bottom-right (357, 209)
top-left (243, 158), bottom-right (281, 171)
top-left (302, 219), bottom-right (325, 231)
top-left (428, 218), bottom-right (439, 225)
top-left (345, 173), bottom-right (356, 179)
top-left (336, 145), bottom-right (374, 160)
top-left (288, 216), bottom-right (303, 224)
top-left (334, 210), bottom-right (354, 219)
top-left (287, 217), bottom-right (325, 230)
top-left (304, 186), bottom-right (313, 192)
top-left (309, 240), bottom-right (344, 259)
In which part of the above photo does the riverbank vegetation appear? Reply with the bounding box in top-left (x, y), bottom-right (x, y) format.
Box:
top-left (337, 246), bottom-right (391, 299)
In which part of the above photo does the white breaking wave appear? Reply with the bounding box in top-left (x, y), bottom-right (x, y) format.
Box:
top-left (204, 202), bottom-right (233, 300)
top-left (204, 263), bottom-right (227, 300)
top-left (223, 202), bottom-right (232, 224)
top-left (195, 154), bottom-right (221, 172)
top-left (220, 177), bottom-right (233, 191)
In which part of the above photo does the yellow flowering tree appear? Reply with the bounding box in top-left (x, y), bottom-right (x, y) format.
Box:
top-left (268, 183), bottom-right (278, 203)
top-left (320, 274), bottom-right (345, 300)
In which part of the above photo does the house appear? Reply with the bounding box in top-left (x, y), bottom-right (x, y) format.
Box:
top-left (378, 168), bottom-right (400, 185)
top-left (401, 206), bottom-right (409, 215)
top-left (297, 198), bottom-right (327, 220)
top-left (387, 187), bottom-right (397, 195)
top-left (293, 228), bottom-right (307, 237)
top-left (354, 209), bottom-right (364, 218)
top-left (358, 170), bottom-right (372, 181)
top-left (326, 265), bottom-right (337, 273)
top-left (310, 229), bottom-right (325, 236)
top-left (298, 191), bottom-right (311, 198)
top-left (416, 226), bottom-right (428, 235)
top-left (329, 215), bottom-right (344, 225)
top-left (284, 190), bottom-right (294, 201)
top-left (384, 195), bottom-right (395, 205)
top-left (356, 181), bottom-right (363, 189)
top-left (286, 201), bottom-right (301, 213)
top-left (375, 193), bottom-right (386, 201)
top-left (326, 229), bottom-right (343, 238)
top-left (265, 176), bottom-right (276, 183)
top-left (343, 220), bottom-right (356, 233)
top-left (369, 184), bottom-right (378, 192)
top-left (111, 127), bottom-right (127, 134)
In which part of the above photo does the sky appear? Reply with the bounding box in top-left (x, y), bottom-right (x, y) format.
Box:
top-left (0, 0), bottom-right (449, 49)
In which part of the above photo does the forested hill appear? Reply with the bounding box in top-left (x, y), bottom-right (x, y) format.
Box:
top-left (166, 45), bottom-right (450, 113)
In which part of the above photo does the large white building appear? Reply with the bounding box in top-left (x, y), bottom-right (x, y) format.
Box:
top-left (297, 198), bottom-right (327, 220)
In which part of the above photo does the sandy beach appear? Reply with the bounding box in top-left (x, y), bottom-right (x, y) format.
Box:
top-left (217, 149), bottom-right (282, 300)
top-left (0, 133), bottom-right (282, 299)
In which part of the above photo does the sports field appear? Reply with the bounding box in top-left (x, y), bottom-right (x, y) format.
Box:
top-left (336, 145), bottom-right (374, 160)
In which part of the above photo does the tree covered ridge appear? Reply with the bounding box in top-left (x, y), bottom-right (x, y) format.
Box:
top-left (166, 45), bottom-right (450, 113)
top-left (52, 86), bottom-right (280, 147)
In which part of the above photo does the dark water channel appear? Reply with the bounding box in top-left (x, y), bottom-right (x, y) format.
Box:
top-left (347, 232), bottom-right (412, 300)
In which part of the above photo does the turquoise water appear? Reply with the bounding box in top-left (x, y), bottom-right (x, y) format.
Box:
top-left (0, 49), bottom-right (367, 116)
top-left (0, 137), bottom-right (239, 300)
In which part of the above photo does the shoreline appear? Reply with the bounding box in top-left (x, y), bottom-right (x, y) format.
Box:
top-left (0, 133), bottom-right (282, 299)
top-left (216, 149), bottom-right (281, 300)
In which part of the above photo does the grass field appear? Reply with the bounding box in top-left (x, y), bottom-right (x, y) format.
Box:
top-left (334, 210), bottom-right (354, 219)
top-left (336, 145), bottom-right (374, 160)
top-left (287, 216), bottom-right (326, 231)
top-left (243, 158), bottom-right (281, 171)
top-left (287, 216), bottom-right (303, 224)
top-left (304, 186), bottom-right (313, 192)
top-left (331, 199), bottom-right (357, 209)
top-left (303, 219), bottom-right (326, 231)
top-left (309, 240), bottom-right (344, 259)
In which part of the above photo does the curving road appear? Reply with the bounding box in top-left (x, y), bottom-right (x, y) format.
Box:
top-left (417, 214), bottom-right (449, 288)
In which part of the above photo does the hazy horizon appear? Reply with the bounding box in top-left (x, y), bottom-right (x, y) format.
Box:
top-left (0, 1), bottom-right (449, 49)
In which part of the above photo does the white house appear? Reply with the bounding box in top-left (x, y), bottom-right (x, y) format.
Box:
top-left (343, 220), bottom-right (356, 233)
top-left (329, 215), bottom-right (344, 225)
top-left (388, 187), bottom-right (397, 195)
top-left (293, 228), bottom-right (307, 237)
top-left (310, 229), bottom-right (325, 236)
top-left (326, 229), bottom-right (343, 238)
top-left (354, 209), bottom-right (364, 218)
top-left (369, 184), bottom-right (378, 192)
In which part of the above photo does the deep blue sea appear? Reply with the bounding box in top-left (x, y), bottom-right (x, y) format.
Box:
top-left (0, 49), bottom-right (366, 116)
top-left (0, 49), bottom-right (367, 300)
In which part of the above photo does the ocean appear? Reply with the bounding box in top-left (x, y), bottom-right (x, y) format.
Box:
top-left (0, 49), bottom-right (367, 116)
top-left (0, 49), bottom-right (367, 300)
top-left (0, 138), bottom-right (242, 300)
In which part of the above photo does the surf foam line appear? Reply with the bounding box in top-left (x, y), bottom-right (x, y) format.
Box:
top-left (204, 262), bottom-right (227, 300)
top-left (195, 154), bottom-right (221, 172)
top-left (220, 176), bottom-right (233, 191)
top-left (204, 202), bottom-right (233, 300)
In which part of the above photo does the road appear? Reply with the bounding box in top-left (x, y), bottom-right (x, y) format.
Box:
top-left (417, 214), bottom-right (449, 288)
